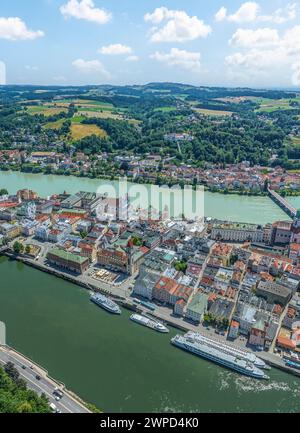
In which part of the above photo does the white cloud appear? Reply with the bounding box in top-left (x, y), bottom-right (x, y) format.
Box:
top-left (259, 3), bottom-right (297, 24)
top-left (72, 58), bottom-right (110, 77)
top-left (150, 48), bottom-right (201, 72)
top-left (60, 0), bottom-right (111, 24)
top-left (126, 55), bottom-right (139, 62)
top-left (226, 25), bottom-right (300, 85)
top-left (99, 44), bottom-right (132, 55)
top-left (215, 6), bottom-right (227, 22)
top-left (144, 7), bottom-right (211, 43)
top-left (229, 28), bottom-right (279, 48)
top-left (216, 2), bottom-right (297, 24)
top-left (0, 17), bottom-right (44, 41)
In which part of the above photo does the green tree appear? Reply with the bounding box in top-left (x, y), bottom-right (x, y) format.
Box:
top-left (13, 242), bottom-right (24, 255)
top-left (174, 260), bottom-right (187, 273)
top-left (0, 366), bottom-right (51, 413)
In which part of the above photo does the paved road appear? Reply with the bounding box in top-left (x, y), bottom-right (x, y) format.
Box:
top-left (0, 346), bottom-right (90, 413)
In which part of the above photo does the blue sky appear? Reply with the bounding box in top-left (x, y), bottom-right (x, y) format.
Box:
top-left (0, 0), bottom-right (300, 88)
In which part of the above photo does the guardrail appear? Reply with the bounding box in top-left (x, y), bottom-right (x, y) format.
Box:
top-left (267, 188), bottom-right (297, 218)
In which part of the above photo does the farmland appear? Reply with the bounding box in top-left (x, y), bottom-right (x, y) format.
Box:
top-left (255, 97), bottom-right (300, 113)
top-left (193, 107), bottom-right (233, 117)
top-left (70, 123), bottom-right (107, 140)
top-left (26, 105), bottom-right (68, 116)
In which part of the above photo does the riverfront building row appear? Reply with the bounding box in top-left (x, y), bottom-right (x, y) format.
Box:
top-left (1, 188), bottom-right (300, 364)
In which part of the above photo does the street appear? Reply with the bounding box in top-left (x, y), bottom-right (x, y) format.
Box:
top-left (0, 346), bottom-right (90, 413)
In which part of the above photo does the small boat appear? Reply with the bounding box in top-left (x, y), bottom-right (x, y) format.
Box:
top-left (130, 313), bottom-right (169, 333)
top-left (132, 298), bottom-right (141, 304)
top-left (140, 300), bottom-right (156, 311)
top-left (90, 293), bottom-right (121, 315)
top-left (285, 359), bottom-right (300, 370)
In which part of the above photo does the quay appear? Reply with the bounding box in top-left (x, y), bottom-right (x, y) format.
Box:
top-left (0, 343), bottom-right (92, 413)
top-left (267, 187), bottom-right (297, 218)
top-left (3, 251), bottom-right (300, 381)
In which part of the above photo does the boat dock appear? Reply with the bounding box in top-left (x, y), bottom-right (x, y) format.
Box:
top-left (267, 187), bottom-right (297, 218)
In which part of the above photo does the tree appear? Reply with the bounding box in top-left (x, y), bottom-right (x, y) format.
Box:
top-left (80, 231), bottom-right (88, 239)
top-left (174, 260), bottom-right (187, 273)
top-left (17, 402), bottom-right (32, 413)
top-left (132, 236), bottom-right (142, 246)
top-left (25, 245), bottom-right (31, 255)
top-left (0, 366), bottom-right (51, 413)
top-left (4, 362), bottom-right (19, 382)
top-left (0, 189), bottom-right (8, 196)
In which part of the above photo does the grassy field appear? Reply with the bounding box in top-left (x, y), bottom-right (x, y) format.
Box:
top-left (290, 136), bottom-right (300, 146)
top-left (43, 119), bottom-right (66, 130)
top-left (27, 105), bottom-right (68, 116)
top-left (77, 110), bottom-right (123, 120)
top-left (193, 108), bottom-right (233, 117)
top-left (70, 123), bottom-right (107, 140)
top-left (153, 106), bottom-right (178, 112)
top-left (255, 98), bottom-right (298, 113)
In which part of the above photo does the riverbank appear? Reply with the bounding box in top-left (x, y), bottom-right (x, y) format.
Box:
top-left (4, 251), bottom-right (300, 380)
top-left (1, 255), bottom-right (300, 412)
top-left (0, 344), bottom-right (93, 413)
top-left (0, 166), bottom-right (294, 198)
top-left (0, 170), bottom-right (290, 224)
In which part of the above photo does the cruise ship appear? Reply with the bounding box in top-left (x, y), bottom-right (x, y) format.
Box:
top-left (185, 331), bottom-right (269, 370)
top-left (171, 335), bottom-right (269, 380)
top-left (130, 314), bottom-right (169, 333)
top-left (90, 293), bottom-right (121, 315)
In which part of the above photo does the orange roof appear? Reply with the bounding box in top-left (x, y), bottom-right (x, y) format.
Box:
top-left (290, 243), bottom-right (300, 251)
top-left (0, 202), bottom-right (17, 208)
top-left (277, 336), bottom-right (296, 349)
top-left (208, 293), bottom-right (217, 302)
top-left (155, 277), bottom-right (178, 294)
top-left (35, 214), bottom-right (49, 222)
top-left (230, 320), bottom-right (239, 328)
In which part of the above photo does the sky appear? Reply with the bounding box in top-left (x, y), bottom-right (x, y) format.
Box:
top-left (0, 0), bottom-right (300, 88)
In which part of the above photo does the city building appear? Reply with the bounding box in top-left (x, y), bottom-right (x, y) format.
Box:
top-left (211, 222), bottom-right (265, 243)
top-left (47, 248), bottom-right (89, 274)
top-left (133, 271), bottom-right (160, 300)
top-left (257, 280), bottom-right (292, 306)
top-left (185, 292), bottom-right (209, 323)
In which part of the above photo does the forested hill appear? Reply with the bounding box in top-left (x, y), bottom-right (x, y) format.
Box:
top-left (0, 82), bottom-right (300, 169)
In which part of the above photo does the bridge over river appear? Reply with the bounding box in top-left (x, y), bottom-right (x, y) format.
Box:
top-left (267, 188), bottom-right (297, 218)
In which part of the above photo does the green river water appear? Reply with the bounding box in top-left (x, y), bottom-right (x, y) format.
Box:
top-left (0, 170), bottom-right (299, 412)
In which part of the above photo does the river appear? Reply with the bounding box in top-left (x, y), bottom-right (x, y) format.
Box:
top-left (0, 170), bottom-right (289, 224)
top-left (0, 170), bottom-right (299, 413)
top-left (0, 256), bottom-right (300, 413)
